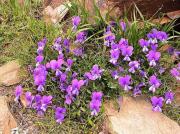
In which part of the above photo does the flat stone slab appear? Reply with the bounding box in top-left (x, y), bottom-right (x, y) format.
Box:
top-left (0, 96), bottom-right (17, 134)
top-left (0, 60), bottom-right (21, 86)
top-left (105, 96), bottom-right (180, 134)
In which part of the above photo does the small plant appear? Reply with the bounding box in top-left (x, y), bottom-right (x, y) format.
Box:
top-left (14, 14), bottom-right (179, 127)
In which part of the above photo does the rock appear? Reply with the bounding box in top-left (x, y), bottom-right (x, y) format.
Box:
top-left (79, 0), bottom-right (121, 24)
top-left (43, 0), bottom-right (67, 8)
top-left (43, 2), bottom-right (71, 24)
top-left (0, 96), bottom-right (17, 134)
top-left (105, 96), bottom-right (180, 134)
top-left (20, 94), bottom-right (28, 108)
top-left (0, 60), bottom-right (21, 86)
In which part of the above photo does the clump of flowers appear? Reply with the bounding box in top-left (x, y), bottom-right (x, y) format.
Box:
top-left (14, 15), bottom-right (179, 127)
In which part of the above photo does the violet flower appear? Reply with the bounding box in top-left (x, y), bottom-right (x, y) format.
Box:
top-left (118, 38), bottom-right (128, 47)
top-left (120, 21), bottom-right (126, 31)
top-left (90, 91), bottom-right (103, 116)
top-left (128, 61), bottom-right (140, 73)
top-left (35, 55), bottom-right (44, 66)
top-left (91, 91), bottom-right (103, 101)
top-left (156, 31), bottom-right (168, 42)
top-left (110, 49), bottom-right (120, 65)
top-left (104, 31), bottom-right (115, 47)
top-left (118, 75), bottom-right (132, 91)
top-left (149, 75), bottom-right (161, 93)
top-left (139, 70), bottom-right (147, 78)
top-left (33, 65), bottom-right (47, 92)
top-left (146, 50), bottom-right (161, 67)
top-left (63, 38), bottom-right (70, 52)
top-left (111, 70), bottom-right (119, 79)
top-left (25, 92), bottom-right (34, 107)
top-left (90, 100), bottom-right (101, 116)
top-left (165, 91), bottom-right (174, 104)
top-left (151, 96), bottom-right (164, 112)
top-left (40, 95), bottom-right (53, 112)
top-left (66, 59), bottom-right (73, 71)
top-left (75, 32), bottom-right (86, 44)
top-left (55, 107), bottom-right (66, 124)
top-left (53, 37), bottom-right (63, 54)
top-left (72, 16), bottom-right (81, 31)
top-left (133, 83), bottom-right (145, 97)
top-left (50, 60), bottom-right (63, 71)
top-left (85, 65), bottom-right (103, 80)
top-left (170, 68), bottom-right (180, 80)
top-left (71, 79), bottom-right (84, 95)
top-left (73, 47), bottom-right (83, 56)
top-left (139, 39), bottom-right (149, 52)
top-left (121, 45), bottom-right (133, 61)
top-left (14, 85), bottom-right (23, 102)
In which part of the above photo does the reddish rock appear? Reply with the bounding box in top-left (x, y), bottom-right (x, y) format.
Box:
top-left (105, 96), bottom-right (180, 134)
top-left (0, 60), bottom-right (21, 86)
top-left (43, 2), bottom-right (71, 24)
top-left (0, 96), bottom-right (17, 134)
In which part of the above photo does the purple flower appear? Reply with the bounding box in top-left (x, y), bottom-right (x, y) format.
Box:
top-left (150, 44), bottom-right (158, 51)
top-left (53, 37), bottom-right (62, 53)
top-left (156, 31), bottom-right (168, 42)
top-left (151, 96), bottom-right (164, 112)
top-left (14, 85), bottom-right (23, 102)
top-left (55, 107), bottom-right (66, 124)
top-left (139, 70), bottom-right (147, 78)
top-left (36, 55), bottom-right (44, 62)
top-left (118, 75), bottom-right (132, 91)
top-left (110, 49), bottom-right (120, 65)
top-left (50, 60), bottom-right (63, 71)
top-left (139, 39), bottom-right (149, 52)
top-left (63, 39), bottom-right (70, 52)
top-left (165, 91), bottom-right (174, 104)
top-left (40, 95), bottom-right (53, 112)
top-left (167, 46), bottom-right (174, 55)
top-left (90, 100), bottom-right (101, 116)
top-left (121, 46), bottom-right (133, 61)
top-left (146, 50), bottom-right (161, 66)
top-left (73, 47), bottom-right (83, 56)
top-left (120, 21), bottom-right (126, 31)
top-left (149, 75), bottom-right (161, 92)
top-left (71, 79), bottom-right (84, 95)
top-left (170, 68), bottom-right (180, 80)
top-left (104, 31), bottom-right (115, 47)
top-left (59, 73), bottom-right (67, 83)
top-left (75, 32), bottom-right (86, 44)
top-left (159, 67), bottom-right (165, 74)
top-left (33, 65), bottom-right (47, 91)
top-left (128, 61), bottom-right (140, 73)
top-left (91, 91), bottom-right (103, 101)
top-left (90, 91), bottom-right (103, 116)
top-left (85, 65), bottom-right (103, 80)
top-left (65, 94), bottom-right (74, 105)
top-left (25, 92), bottom-right (34, 107)
top-left (118, 38), bottom-right (128, 47)
top-left (133, 83), bottom-right (145, 97)
top-left (111, 70), bottom-right (119, 79)
top-left (37, 38), bottom-right (47, 48)
top-left (147, 29), bottom-right (158, 44)
top-left (72, 16), bottom-right (81, 30)
top-left (66, 59), bottom-right (73, 71)
top-left (33, 94), bottom-right (42, 110)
